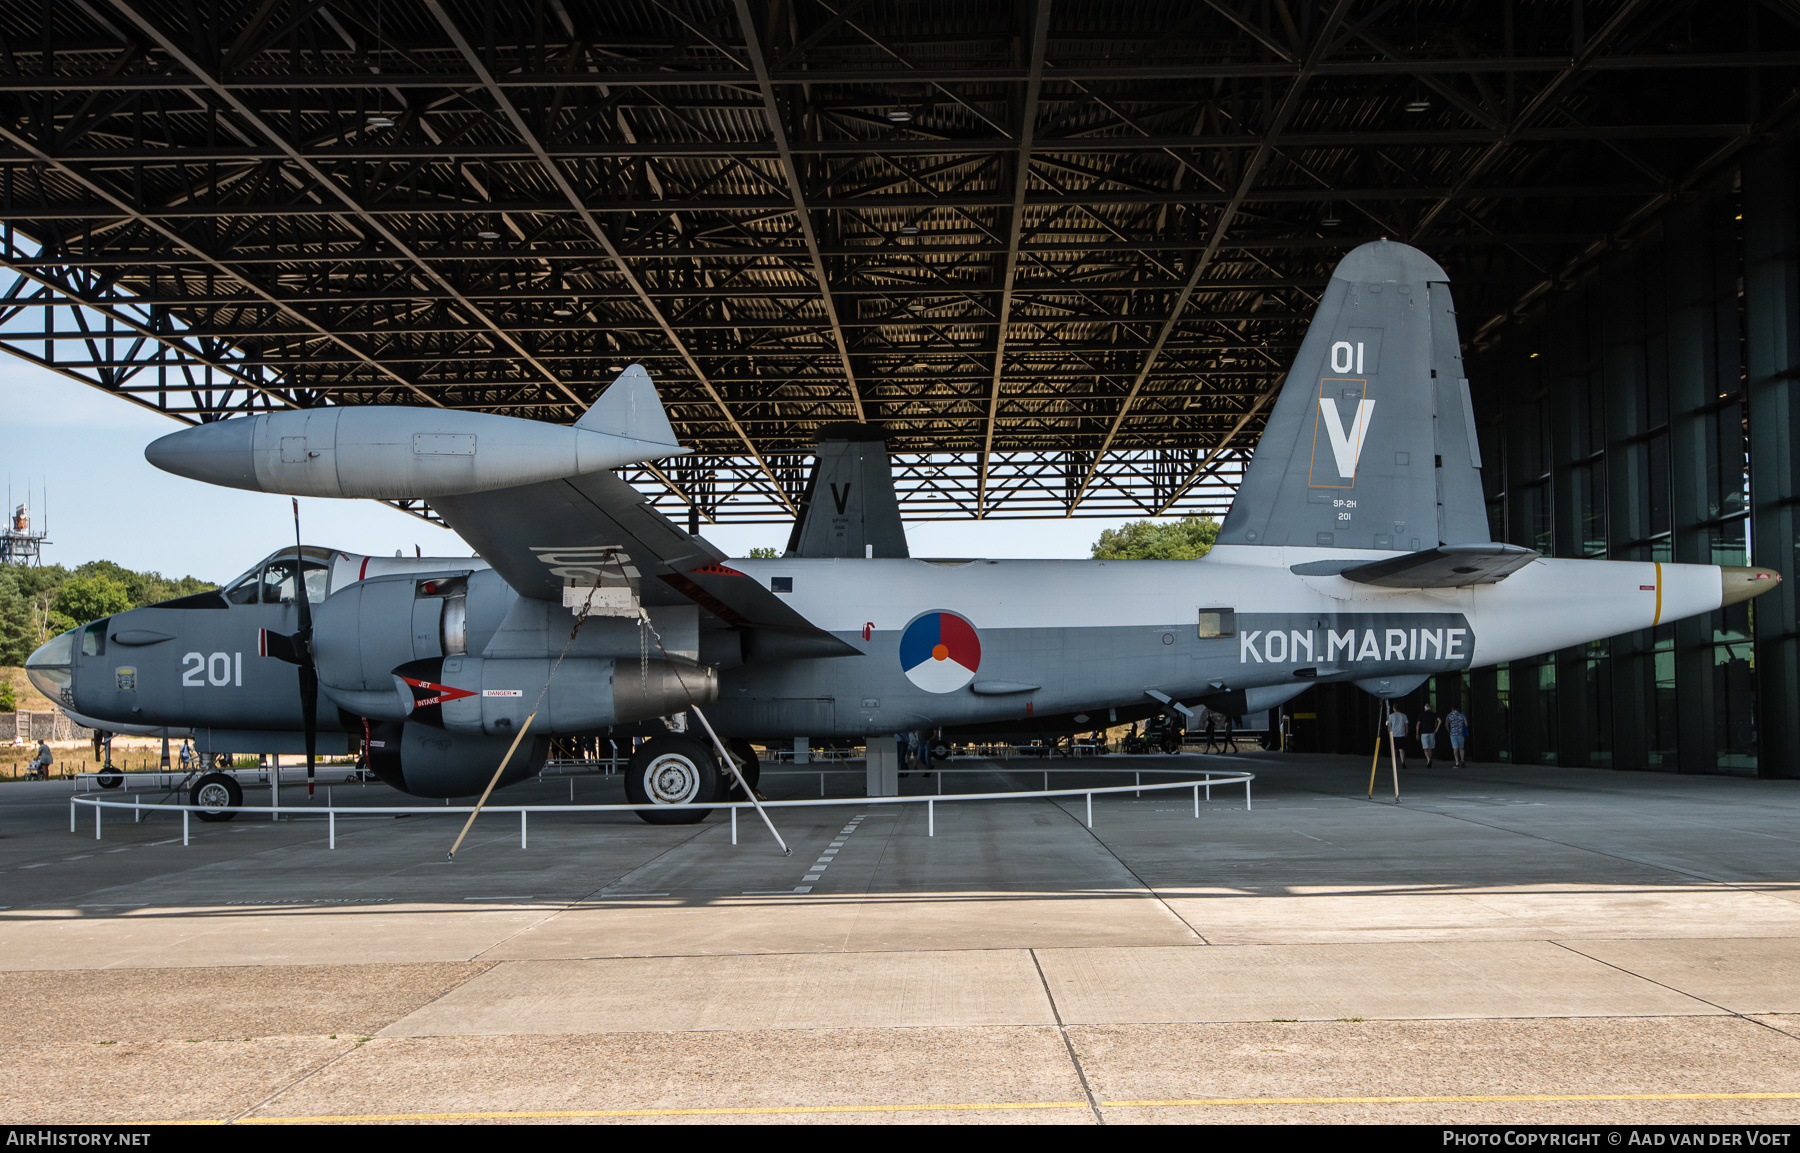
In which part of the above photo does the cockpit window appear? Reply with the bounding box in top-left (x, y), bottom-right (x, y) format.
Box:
top-left (81, 620), bottom-right (106, 657)
top-left (223, 572), bottom-right (261, 605)
top-left (259, 557), bottom-right (329, 605)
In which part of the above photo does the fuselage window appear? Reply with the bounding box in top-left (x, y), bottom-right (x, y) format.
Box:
top-left (1197, 608), bottom-right (1236, 639)
top-left (770, 576), bottom-right (794, 593)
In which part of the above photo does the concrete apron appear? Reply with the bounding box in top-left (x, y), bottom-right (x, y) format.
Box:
top-left (4, 754), bottom-right (1800, 1123)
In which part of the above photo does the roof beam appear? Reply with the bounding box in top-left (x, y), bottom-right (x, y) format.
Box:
top-left (978, 0), bottom-right (1054, 517)
top-left (101, 0), bottom-right (565, 412)
top-left (1067, 0), bottom-right (1355, 513)
top-left (422, 0), bottom-right (795, 515)
top-left (732, 0), bottom-right (864, 423)
top-left (1412, 0), bottom-right (1655, 239)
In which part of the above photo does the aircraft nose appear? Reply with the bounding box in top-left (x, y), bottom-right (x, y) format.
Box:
top-left (145, 416), bottom-right (260, 490)
top-left (24, 627), bottom-right (77, 705)
top-left (1721, 565), bottom-right (1782, 607)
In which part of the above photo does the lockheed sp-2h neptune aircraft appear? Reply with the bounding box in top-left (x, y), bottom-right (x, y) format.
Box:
top-left (27, 241), bottom-right (1781, 822)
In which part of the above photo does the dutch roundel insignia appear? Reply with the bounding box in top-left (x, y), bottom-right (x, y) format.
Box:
top-left (898, 611), bottom-right (981, 693)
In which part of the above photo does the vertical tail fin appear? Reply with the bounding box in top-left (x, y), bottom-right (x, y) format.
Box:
top-left (575, 364), bottom-right (681, 448)
top-left (1216, 240), bottom-right (1489, 551)
top-left (784, 424), bottom-right (910, 558)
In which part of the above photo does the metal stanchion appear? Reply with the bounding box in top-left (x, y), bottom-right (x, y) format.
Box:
top-left (1194, 784), bottom-right (1199, 817)
top-left (928, 798), bottom-right (935, 837)
top-left (1086, 792), bottom-right (1093, 828)
top-left (731, 806), bottom-right (738, 845)
top-left (328, 809), bottom-right (335, 850)
top-left (182, 808), bottom-right (189, 846)
top-left (520, 809), bottom-right (528, 849)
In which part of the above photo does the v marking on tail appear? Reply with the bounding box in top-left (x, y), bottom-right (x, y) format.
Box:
top-left (1317, 397), bottom-right (1376, 479)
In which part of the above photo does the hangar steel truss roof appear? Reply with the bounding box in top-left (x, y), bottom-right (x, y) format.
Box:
top-left (3, 0), bottom-right (1799, 524)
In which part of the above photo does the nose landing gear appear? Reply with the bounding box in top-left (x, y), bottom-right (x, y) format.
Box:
top-left (189, 772), bottom-right (243, 822)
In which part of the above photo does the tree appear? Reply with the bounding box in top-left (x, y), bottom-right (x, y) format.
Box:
top-left (0, 572), bottom-right (33, 666)
top-left (1091, 515), bottom-right (1220, 560)
top-left (746, 547), bottom-right (780, 559)
top-left (50, 574), bottom-right (132, 626)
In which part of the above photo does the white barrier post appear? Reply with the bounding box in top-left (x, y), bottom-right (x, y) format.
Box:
top-left (328, 809), bottom-right (335, 850)
top-left (95, 803), bottom-right (101, 840)
top-left (928, 798), bottom-right (935, 837)
top-left (69, 800), bottom-right (75, 833)
top-left (1086, 792), bottom-right (1093, 828)
top-left (520, 809), bottom-right (528, 849)
top-left (1135, 772), bottom-right (1140, 797)
top-left (1194, 785), bottom-right (1199, 818)
top-left (182, 808), bottom-right (189, 846)
top-left (731, 806), bottom-right (738, 845)
top-left (1245, 780), bottom-right (1253, 811)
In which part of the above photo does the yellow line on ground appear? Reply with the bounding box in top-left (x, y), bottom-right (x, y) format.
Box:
top-left (1107, 1092), bottom-right (1800, 1107)
top-left (222, 1091), bottom-right (1800, 1123)
top-left (236, 1102), bottom-right (1091, 1122)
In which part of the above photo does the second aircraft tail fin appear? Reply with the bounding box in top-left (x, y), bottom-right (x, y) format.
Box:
top-left (784, 423), bottom-right (910, 559)
top-left (1215, 240), bottom-right (1489, 552)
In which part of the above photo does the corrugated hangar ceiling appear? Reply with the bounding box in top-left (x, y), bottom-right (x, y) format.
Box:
top-left (3, 0), bottom-right (1798, 523)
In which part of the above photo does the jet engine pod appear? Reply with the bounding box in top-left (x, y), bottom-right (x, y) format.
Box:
top-left (392, 654), bottom-right (718, 735)
top-left (363, 720), bottom-right (546, 798)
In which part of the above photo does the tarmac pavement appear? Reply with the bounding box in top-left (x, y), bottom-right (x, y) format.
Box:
top-left (2, 751), bottom-right (1799, 1124)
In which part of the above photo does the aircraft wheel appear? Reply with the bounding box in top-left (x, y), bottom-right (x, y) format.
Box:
top-left (930, 741), bottom-right (951, 761)
top-left (624, 737), bottom-right (718, 825)
top-left (724, 738), bottom-right (761, 801)
top-left (95, 770), bottom-right (123, 789)
top-left (190, 772), bottom-right (242, 822)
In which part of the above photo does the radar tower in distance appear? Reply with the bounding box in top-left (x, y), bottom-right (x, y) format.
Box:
top-left (0, 496), bottom-right (49, 566)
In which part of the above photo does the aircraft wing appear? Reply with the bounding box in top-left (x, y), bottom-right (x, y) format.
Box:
top-left (1292, 542), bottom-right (1540, 588)
top-left (428, 470), bottom-right (855, 652)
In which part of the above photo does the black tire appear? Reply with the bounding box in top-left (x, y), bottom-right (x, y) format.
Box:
top-left (930, 741), bottom-right (951, 761)
top-left (724, 738), bottom-right (761, 801)
top-left (624, 737), bottom-right (719, 825)
top-left (190, 772), bottom-right (242, 822)
top-left (95, 770), bottom-right (123, 789)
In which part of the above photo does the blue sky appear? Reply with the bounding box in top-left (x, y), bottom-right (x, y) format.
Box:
top-left (0, 356), bottom-right (1195, 583)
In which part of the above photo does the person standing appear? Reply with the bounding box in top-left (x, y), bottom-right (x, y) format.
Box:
top-left (28, 738), bottom-right (51, 780)
top-left (1385, 702), bottom-right (1410, 769)
top-left (1416, 702), bottom-right (1441, 769)
top-left (1445, 705), bottom-right (1470, 768)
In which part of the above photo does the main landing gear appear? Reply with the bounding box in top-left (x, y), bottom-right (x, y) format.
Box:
top-left (624, 735), bottom-right (765, 824)
top-left (624, 736), bottom-right (721, 825)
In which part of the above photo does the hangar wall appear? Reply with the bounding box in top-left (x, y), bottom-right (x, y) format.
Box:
top-left (1447, 140), bottom-right (1800, 779)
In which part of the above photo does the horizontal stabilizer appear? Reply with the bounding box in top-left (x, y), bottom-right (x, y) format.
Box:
top-left (576, 364), bottom-right (680, 448)
top-left (1292, 542), bottom-right (1540, 588)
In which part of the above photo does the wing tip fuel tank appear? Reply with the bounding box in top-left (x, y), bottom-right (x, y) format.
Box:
top-left (144, 364), bottom-right (689, 499)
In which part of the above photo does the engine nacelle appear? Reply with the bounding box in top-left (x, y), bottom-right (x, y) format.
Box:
top-left (313, 571), bottom-right (472, 719)
top-left (393, 654), bottom-right (717, 736)
top-left (364, 721), bottom-right (546, 798)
